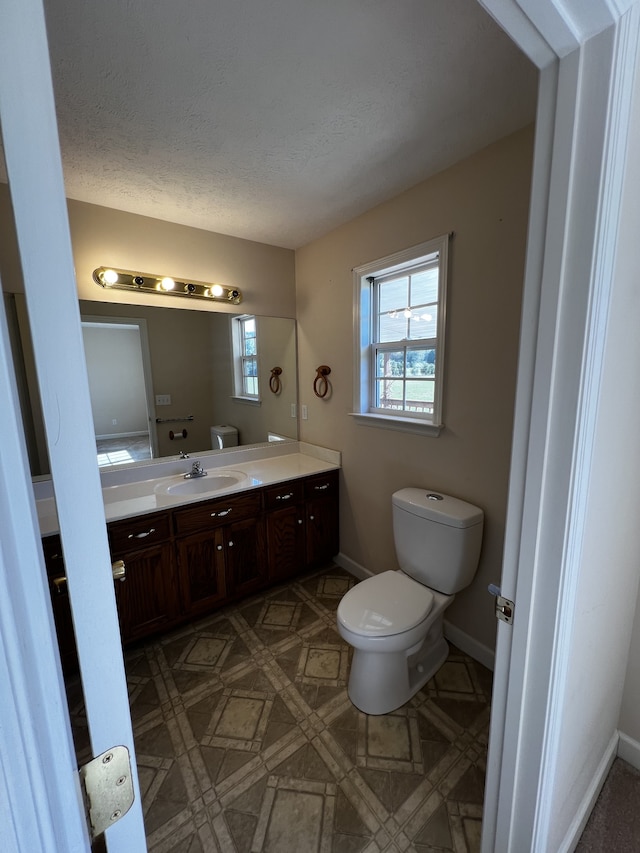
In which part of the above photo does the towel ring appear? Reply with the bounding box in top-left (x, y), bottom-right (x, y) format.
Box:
top-left (269, 366), bottom-right (282, 394)
top-left (313, 365), bottom-right (331, 398)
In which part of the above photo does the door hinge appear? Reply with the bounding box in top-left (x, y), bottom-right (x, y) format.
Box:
top-left (488, 583), bottom-right (514, 625)
top-left (79, 745), bottom-right (134, 841)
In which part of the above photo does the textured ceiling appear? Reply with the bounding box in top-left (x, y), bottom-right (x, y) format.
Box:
top-left (38, 0), bottom-right (537, 249)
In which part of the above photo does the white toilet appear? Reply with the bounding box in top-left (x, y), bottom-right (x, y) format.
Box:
top-left (337, 488), bottom-right (483, 715)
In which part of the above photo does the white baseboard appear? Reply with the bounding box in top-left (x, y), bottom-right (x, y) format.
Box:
top-left (334, 552), bottom-right (495, 671)
top-left (617, 731), bottom-right (640, 770)
top-left (558, 731), bottom-right (618, 853)
top-left (443, 620), bottom-right (495, 672)
top-left (334, 552), bottom-right (374, 581)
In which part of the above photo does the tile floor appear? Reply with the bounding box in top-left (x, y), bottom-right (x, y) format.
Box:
top-left (67, 565), bottom-right (493, 852)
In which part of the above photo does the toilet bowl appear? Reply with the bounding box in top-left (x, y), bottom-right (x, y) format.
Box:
top-left (337, 570), bottom-right (453, 714)
top-left (337, 488), bottom-right (483, 715)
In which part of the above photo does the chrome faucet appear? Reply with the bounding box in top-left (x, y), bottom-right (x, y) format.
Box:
top-left (184, 460), bottom-right (207, 479)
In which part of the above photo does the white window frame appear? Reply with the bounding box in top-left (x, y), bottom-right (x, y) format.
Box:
top-left (231, 314), bottom-right (261, 404)
top-left (351, 234), bottom-right (449, 436)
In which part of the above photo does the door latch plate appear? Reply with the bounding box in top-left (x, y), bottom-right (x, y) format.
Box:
top-left (496, 595), bottom-right (514, 625)
top-left (79, 745), bottom-right (134, 840)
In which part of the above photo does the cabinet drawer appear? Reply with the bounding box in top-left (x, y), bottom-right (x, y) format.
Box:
top-left (108, 511), bottom-right (172, 554)
top-left (174, 491), bottom-right (262, 536)
top-left (304, 470), bottom-right (339, 499)
top-left (263, 480), bottom-right (303, 511)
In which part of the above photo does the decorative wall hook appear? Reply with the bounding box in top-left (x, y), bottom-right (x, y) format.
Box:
top-left (269, 366), bottom-right (283, 394)
top-left (313, 365), bottom-right (332, 398)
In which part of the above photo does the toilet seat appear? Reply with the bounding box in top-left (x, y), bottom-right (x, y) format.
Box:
top-left (338, 570), bottom-right (434, 637)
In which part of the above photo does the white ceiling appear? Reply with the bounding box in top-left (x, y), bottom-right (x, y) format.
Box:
top-left (39, 0), bottom-right (537, 249)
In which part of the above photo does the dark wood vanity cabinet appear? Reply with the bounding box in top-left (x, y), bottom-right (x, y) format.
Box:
top-left (264, 480), bottom-right (306, 582)
top-left (174, 491), bottom-right (266, 617)
top-left (107, 511), bottom-right (179, 644)
top-left (43, 468), bottom-right (339, 663)
top-left (304, 470), bottom-right (340, 567)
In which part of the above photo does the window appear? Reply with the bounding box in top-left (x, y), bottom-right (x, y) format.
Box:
top-left (352, 234), bottom-right (449, 436)
top-left (232, 315), bottom-right (260, 400)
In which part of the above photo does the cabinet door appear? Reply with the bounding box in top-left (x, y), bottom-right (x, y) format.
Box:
top-left (176, 528), bottom-right (227, 617)
top-left (266, 504), bottom-right (305, 581)
top-left (305, 471), bottom-right (340, 567)
top-left (264, 480), bottom-right (305, 582)
top-left (114, 542), bottom-right (179, 643)
top-left (226, 516), bottom-right (267, 597)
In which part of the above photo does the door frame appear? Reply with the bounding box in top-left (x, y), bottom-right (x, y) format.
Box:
top-left (81, 314), bottom-right (159, 462)
top-left (477, 1), bottom-right (640, 850)
top-left (0, 0), bottom-right (147, 849)
top-left (2, 0), bottom-right (640, 850)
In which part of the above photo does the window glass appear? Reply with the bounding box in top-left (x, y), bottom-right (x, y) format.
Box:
top-left (353, 234), bottom-right (448, 432)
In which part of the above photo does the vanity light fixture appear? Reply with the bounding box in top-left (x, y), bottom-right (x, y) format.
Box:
top-left (93, 266), bottom-right (242, 305)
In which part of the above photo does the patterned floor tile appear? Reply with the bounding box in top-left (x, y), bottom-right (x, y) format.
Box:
top-left (65, 565), bottom-right (493, 852)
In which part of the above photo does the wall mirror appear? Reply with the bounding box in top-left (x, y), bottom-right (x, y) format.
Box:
top-left (4, 293), bottom-right (298, 477)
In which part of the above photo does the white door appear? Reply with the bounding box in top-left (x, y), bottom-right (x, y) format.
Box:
top-left (0, 0), bottom-right (146, 849)
top-left (478, 2), bottom-right (640, 850)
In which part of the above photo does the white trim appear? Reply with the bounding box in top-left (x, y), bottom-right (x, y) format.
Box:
top-left (0, 0), bottom-right (147, 847)
top-left (443, 621), bottom-right (495, 672)
top-left (556, 732), bottom-right (618, 853)
top-left (81, 313), bottom-right (159, 459)
top-left (352, 234), bottom-right (449, 431)
top-left (617, 731), bottom-right (640, 769)
top-left (348, 412), bottom-right (442, 437)
top-left (335, 551), bottom-right (373, 580)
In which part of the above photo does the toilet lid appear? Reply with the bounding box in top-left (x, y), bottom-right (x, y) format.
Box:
top-left (338, 570), bottom-right (434, 637)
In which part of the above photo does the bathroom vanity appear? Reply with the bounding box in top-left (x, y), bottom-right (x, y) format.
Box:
top-left (37, 443), bottom-right (340, 673)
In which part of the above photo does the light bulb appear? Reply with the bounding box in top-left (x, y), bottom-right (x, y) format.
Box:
top-left (211, 284), bottom-right (224, 297)
top-left (102, 268), bottom-right (118, 285)
top-left (160, 277), bottom-right (175, 291)
top-left (403, 308), bottom-right (412, 319)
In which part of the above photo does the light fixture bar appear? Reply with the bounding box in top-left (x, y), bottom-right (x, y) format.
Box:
top-left (92, 266), bottom-right (242, 305)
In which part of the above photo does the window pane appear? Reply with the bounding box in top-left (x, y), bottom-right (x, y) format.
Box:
top-left (407, 307), bottom-right (437, 340)
top-left (410, 268), bottom-right (438, 305)
top-left (379, 312), bottom-right (409, 343)
top-left (375, 378), bottom-right (404, 409)
top-left (406, 348), bottom-right (436, 376)
top-left (244, 338), bottom-right (257, 356)
top-left (406, 379), bottom-right (434, 407)
top-left (379, 276), bottom-right (408, 313)
top-left (243, 317), bottom-right (256, 337)
top-left (244, 376), bottom-right (258, 396)
top-left (376, 350), bottom-right (405, 377)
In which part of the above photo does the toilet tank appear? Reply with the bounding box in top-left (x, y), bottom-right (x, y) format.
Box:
top-left (392, 488), bottom-right (483, 595)
top-left (211, 424), bottom-right (238, 449)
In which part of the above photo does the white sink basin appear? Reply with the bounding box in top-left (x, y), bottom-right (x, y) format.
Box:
top-left (155, 470), bottom-right (247, 498)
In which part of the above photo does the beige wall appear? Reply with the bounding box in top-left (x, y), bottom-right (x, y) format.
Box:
top-left (0, 185), bottom-right (297, 319)
top-left (295, 126), bottom-right (534, 651)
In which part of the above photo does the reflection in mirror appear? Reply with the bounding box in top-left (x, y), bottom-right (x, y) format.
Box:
top-left (4, 293), bottom-right (298, 476)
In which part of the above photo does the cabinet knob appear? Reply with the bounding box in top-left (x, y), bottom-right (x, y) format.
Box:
top-left (228, 541), bottom-right (234, 547)
top-left (309, 515), bottom-right (315, 521)
top-left (298, 519), bottom-right (303, 524)
top-left (217, 544), bottom-right (223, 551)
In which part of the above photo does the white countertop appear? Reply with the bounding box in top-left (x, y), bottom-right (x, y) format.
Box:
top-left (36, 442), bottom-right (340, 537)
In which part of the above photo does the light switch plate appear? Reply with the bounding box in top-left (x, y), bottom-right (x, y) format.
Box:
top-left (155, 394), bottom-right (171, 406)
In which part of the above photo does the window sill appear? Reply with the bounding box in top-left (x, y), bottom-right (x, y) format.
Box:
top-left (231, 396), bottom-right (261, 407)
top-left (348, 412), bottom-right (442, 437)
